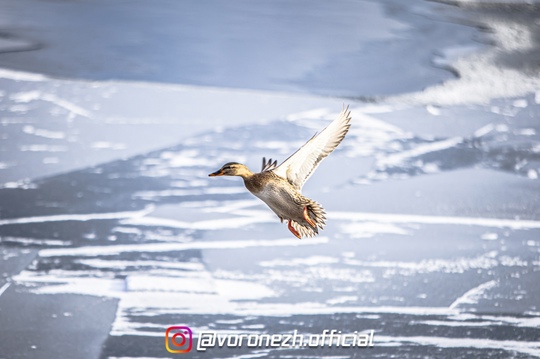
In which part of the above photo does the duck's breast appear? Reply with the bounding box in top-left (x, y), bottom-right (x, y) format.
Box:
top-left (253, 180), bottom-right (304, 220)
top-left (246, 174), bottom-right (275, 199)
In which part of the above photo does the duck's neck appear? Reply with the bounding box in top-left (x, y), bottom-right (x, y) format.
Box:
top-left (236, 167), bottom-right (254, 180)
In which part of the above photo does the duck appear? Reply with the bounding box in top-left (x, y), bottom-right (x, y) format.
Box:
top-left (209, 107), bottom-right (352, 238)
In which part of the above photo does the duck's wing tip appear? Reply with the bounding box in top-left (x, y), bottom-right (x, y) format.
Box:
top-left (261, 157), bottom-right (278, 172)
top-left (273, 106), bottom-right (352, 189)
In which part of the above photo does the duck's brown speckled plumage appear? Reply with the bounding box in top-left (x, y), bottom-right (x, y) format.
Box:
top-left (242, 171), bottom-right (270, 194)
top-left (209, 107), bottom-right (351, 238)
top-left (243, 170), bottom-right (326, 237)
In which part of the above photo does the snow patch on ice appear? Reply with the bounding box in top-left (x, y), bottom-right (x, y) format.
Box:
top-left (259, 256), bottom-right (339, 267)
top-left (11, 91), bottom-right (92, 118)
top-left (0, 162), bottom-right (13, 170)
top-left (215, 279), bottom-right (276, 300)
top-left (39, 237), bottom-right (329, 257)
top-left (344, 252), bottom-right (500, 275)
top-left (0, 68), bottom-right (47, 82)
top-left (77, 259), bottom-right (205, 271)
top-left (395, 16), bottom-right (540, 105)
top-left (0, 283), bottom-right (11, 297)
top-left (91, 141), bottom-right (126, 150)
top-left (341, 222), bottom-right (410, 238)
top-left (133, 186), bottom-right (246, 200)
top-left (42, 157), bottom-right (59, 164)
top-left (22, 125), bottom-right (65, 139)
top-left (481, 232), bottom-right (498, 241)
top-left (449, 280), bottom-right (498, 309)
top-left (286, 108), bottom-right (331, 122)
top-left (0, 206), bottom-right (154, 226)
top-left (0, 236), bottom-right (69, 246)
top-left (326, 296), bottom-right (358, 305)
top-left (376, 334), bottom-right (540, 357)
top-left (331, 211), bottom-right (540, 229)
top-left (19, 144), bottom-right (68, 152)
top-left (377, 137), bottom-right (462, 168)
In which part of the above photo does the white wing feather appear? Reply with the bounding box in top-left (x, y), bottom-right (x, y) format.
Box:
top-left (272, 107), bottom-right (351, 190)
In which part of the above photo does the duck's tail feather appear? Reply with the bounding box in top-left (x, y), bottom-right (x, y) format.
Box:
top-left (290, 201), bottom-right (326, 238)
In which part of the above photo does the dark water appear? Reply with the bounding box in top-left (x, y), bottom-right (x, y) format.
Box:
top-left (0, 0), bottom-right (482, 97)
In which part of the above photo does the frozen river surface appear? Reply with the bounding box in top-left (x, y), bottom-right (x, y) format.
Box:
top-left (0, 0), bottom-right (539, 358)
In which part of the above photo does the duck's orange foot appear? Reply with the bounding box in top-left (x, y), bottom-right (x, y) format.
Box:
top-left (288, 220), bottom-right (301, 239)
top-left (303, 206), bottom-right (316, 228)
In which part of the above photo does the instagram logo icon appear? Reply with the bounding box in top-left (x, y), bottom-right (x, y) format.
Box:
top-left (165, 326), bottom-right (193, 354)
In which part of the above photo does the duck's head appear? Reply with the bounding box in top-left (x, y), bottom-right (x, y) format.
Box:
top-left (209, 162), bottom-right (252, 178)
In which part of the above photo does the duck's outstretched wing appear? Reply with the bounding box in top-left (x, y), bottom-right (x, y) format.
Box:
top-left (272, 107), bottom-right (352, 190)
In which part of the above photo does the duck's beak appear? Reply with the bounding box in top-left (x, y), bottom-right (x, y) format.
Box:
top-left (209, 169), bottom-right (224, 177)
